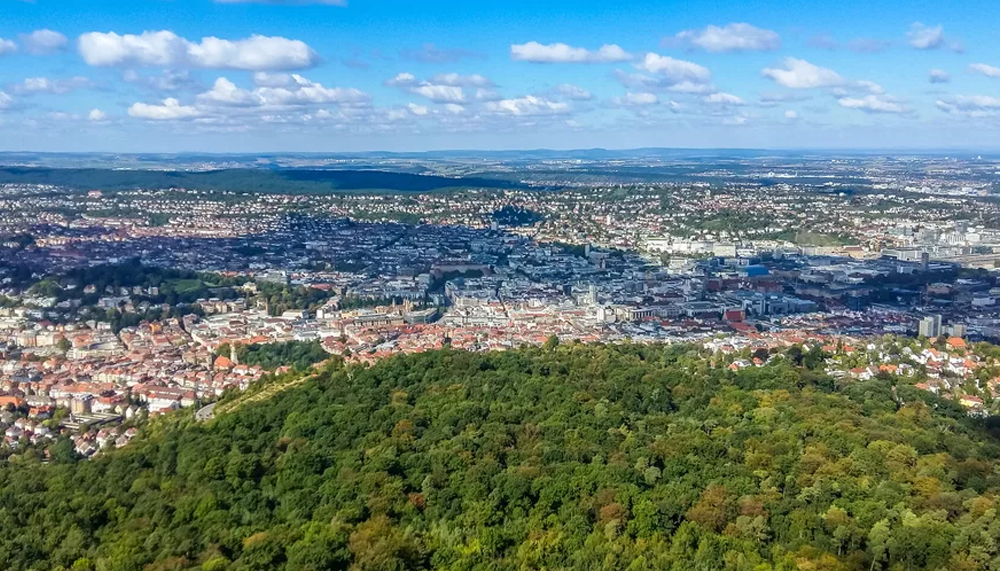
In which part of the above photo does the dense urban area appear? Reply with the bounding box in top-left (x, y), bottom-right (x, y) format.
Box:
top-left (1, 153), bottom-right (1000, 457)
top-left (2, 152), bottom-right (1000, 570)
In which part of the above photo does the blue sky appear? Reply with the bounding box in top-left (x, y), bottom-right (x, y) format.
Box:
top-left (1, 0), bottom-right (999, 151)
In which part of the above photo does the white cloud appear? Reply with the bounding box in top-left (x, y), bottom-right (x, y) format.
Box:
top-left (855, 80), bottom-right (883, 94)
top-left (78, 31), bottom-right (319, 71)
top-left (674, 23), bottom-right (780, 52)
top-left (410, 84), bottom-right (465, 103)
top-left (475, 88), bottom-right (502, 102)
top-left (407, 103), bottom-right (429, 116)
top-left (636, 53), bottom-right (711, 83)
top-left (970, 63), bottom-right (1000, 78)
top-left (557, 84), bottom-right (592, 100)
top-left (0, 38), bottom-right (16, 56)
top-left (936, 95), bottom-right (1000, 116)
top-left (784, 110), bottom-right (797, 119)
top-left (484, 95), bottom-right (569, 115)
top-left (613, 69), bottom-right (716, 94)
top-left (20, 29), bottom-right (68, 55)
top-left (428, 73), bottom-right (493, 87)
top-left (128, 97), bottom-right (202, 120)
top-left (510, 42), bottom-right (631, 63)
top-left (704, 92), bottom-right (745, 105)
top-left (88, 109), bottom-right (108, 122)
top-left (386, 72), bottom-right (417, 87)
top-left (928, 69), bottom-right (950, 84)
top-left (0, 92), bottom-right (12, 109)
top-left (906, 23), bottom-right (962, 52)
top-left (907, 23), bottom-right (945, 50)
top-left (197, 75), bottom-right (370, 107)
top-left (13, 76), bottom-right (93, 95)
top-left (443, 103), bottom-right (466, 115)
top-left (614, 92), bottom-right (658, 106)
top-left (386, 72), bottom-right (467, 103)
top-left (837, 94), bottom-right (906, 114)
top-left (761, 58), bottom-right (843, 89)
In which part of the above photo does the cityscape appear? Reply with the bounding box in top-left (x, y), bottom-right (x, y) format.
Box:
top-left (2, 152), bottom-right (1000, 453)
top-left (6, 1), bottom-right (1000, 570)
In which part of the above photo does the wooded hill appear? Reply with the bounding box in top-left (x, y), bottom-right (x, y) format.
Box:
top-left (1, 342), bottom-right (998, 571)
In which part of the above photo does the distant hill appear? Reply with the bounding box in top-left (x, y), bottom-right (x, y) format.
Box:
top-left (0, 167), bottom-right (524, 194)
top-left (0, 343), bottom-right (998, 571)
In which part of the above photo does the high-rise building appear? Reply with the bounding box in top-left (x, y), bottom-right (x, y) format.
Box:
top-left (918, 315), bottom-right (942, 338)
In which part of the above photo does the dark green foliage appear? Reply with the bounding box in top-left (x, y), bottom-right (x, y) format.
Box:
top-left (226, 341), bottom-right (329, 371)
top-left (0, 168), bottom-right (521, 194)
top-left (1, 344), bottom-right (1000, 571)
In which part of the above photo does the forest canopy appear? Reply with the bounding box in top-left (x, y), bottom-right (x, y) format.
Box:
top-left (1, 343), bottom-right (999, 571)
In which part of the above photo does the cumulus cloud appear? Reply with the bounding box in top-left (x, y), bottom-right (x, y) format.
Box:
top-left (78, 31), bottom-right (319, 71)
top-left (427, 73), bottom-right (493, 87)
top-left (197, 76), bottom-right (369, 107)
top-left (613, 92), bottom-right (658, 107)
top-left (510, 42), bottom-right (631, 63)
top-left (970, 63), bottom-right (1000, 78)
top-left (613, 69), bottom-right (714, 94)
top-left (761, 58), bottom-right (843, 89)
top-left (20, 29), bottom-right (68, 55)
top-left (837, 94), bottom-right (907, 114)
top-left (409, 84), bottom-right (466, 104)
top-left (626, 53), bottom-right (715, 92)
top-left (673, 23), bottom-right (780, 52)
top-left (88, 109), bottom-right (108, 122)
top-left (0, 38), bottom-right (16, 56)
top-left (557, 84), bottom-right (592, 100)
top-left (12, 76), bottom-right (93, 95)
top-left (936, 95), bottom-right (1000, 116)
top-left (407, 103), bottom-right (429, 116)
top-left (907, 23), bottom-right (961, 52)
top-left (704, 92), bottom-right (745, 105)
top-left (0, 92), bottom-right (12, 110)
top-left (386, 72), bottom-right (470, 103)
top-left (128, 97), bottom-right (201, 120)
top-left (784, 110), bottom-right (797, 119)
top-left (907, 23), bottom-right (943, 49)
top-left (474, 88), bottom-right (501, 102)
top-left (928, 69), bottom-right (950, 84)
top-left (637, 53), bottom-right (711, 82)
top-left (855, 80), bottom-right (884, 94)
top-left (484, 95), bottom-right (569, 115)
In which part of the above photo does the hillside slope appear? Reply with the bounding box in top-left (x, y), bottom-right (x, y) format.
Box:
top-left (1, 344), bottom-right (999, 571)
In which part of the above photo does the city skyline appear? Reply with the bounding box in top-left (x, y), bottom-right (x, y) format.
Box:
top-left (2, 0), bottom-right (1000, 151)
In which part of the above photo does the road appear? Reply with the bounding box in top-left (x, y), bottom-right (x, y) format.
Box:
top-left (195, 403), bottom-right (217, 422)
